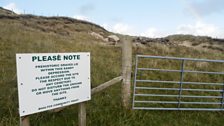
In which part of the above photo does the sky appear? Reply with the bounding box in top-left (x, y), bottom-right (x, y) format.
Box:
top-left (1, 0), bottom-right (224, 38)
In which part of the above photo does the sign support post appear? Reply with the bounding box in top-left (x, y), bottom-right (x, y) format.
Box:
top-left (78, 102), bottom-right (86, 126)
top-left (20, 116), bottom-right (30, 126)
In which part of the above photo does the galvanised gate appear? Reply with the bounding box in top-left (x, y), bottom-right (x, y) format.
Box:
top-left (133, 55), bottom-right (224, 111)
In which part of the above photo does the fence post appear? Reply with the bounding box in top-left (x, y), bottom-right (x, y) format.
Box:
top-left (78, 102), bottom-right (86, 126)
top-left (122, 38), bottom-right (132, 108)
top-left (20, 116), bottom-right (30, 126)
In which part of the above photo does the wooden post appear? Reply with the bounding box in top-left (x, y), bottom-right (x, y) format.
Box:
top-left (122, 38), bottom-right (132, 108)
top-left (91, 76), bottom-right (122, 95)
top-left (78, 102), bottom-right (86, 126)
top-left (20, 116), bottom-right (30, 126)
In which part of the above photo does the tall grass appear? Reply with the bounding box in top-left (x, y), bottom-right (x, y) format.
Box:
top-left (0, 18), bottom-right (224, 126)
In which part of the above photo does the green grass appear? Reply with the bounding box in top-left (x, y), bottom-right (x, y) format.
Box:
top-left (0, 16), bottom-right (224, 126)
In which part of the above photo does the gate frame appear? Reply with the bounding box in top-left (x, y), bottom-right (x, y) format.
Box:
top-left (133, 55), bottom-right (224, 111)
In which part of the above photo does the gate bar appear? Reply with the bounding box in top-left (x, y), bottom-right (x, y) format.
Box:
top-left (136, 80), bottom-right (224, 86)
top-left (135, 94), bottom-right (222, 99)
top-left (137, 55), bottom-right (224, 63)
top-left (132, 55), bottom-right (139, 108)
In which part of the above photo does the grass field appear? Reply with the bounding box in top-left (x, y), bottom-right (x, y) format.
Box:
top-left (0, 13), bottom-right (224, 126)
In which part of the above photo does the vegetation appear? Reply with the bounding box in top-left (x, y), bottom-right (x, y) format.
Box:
top-left (165, 34), bottom-right (224, 51)
top-left (0, 8), bottom-right (224, 126)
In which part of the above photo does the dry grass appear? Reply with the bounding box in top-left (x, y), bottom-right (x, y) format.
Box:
top-left (0, 13), bottom-right (224, 126)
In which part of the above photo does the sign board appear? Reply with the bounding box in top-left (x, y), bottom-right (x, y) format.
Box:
top-left (16, 53), bottom-right (91, 116)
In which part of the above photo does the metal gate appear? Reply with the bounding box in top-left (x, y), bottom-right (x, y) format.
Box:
top-left (132, 55), bottom-right (224, 111)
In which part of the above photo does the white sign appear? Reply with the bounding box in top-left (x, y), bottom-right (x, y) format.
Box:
top-left (16, 53), bottom-right (91, 116)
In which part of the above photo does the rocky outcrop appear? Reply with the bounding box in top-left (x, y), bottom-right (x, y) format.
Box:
top-left (133, 37), bottom-right (169, 44)
top-left (89, 32), bottom-right (105, 41)
top-left (89, 32), bottom-right (120, 45)
top-left (212, 38), bottom-right (224, 43)
top-left (107, 35), bottom-right (120, 42)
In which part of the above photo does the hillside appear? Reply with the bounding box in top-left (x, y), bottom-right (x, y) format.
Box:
top-left (133, 35), bottom-right (224, 52)
top-left (0, 8), bottom-right (224, 126)
top-left (0, 7), bottom-right (223, 52)
top-left (0, 7), bottom-right (17, 16)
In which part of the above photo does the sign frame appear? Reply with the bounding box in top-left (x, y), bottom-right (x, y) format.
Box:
top-left (16, 52), bottom-right (91, 117)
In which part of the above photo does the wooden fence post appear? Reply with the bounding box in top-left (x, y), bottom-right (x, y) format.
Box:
top-left (122, 38), bottom-right (132, 108)
top-left (78, 102), bottom-right (86, 126)
top-left (20, 116), bottom-right (30, 126)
